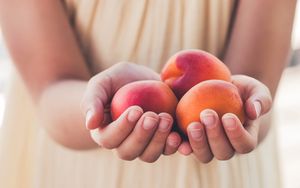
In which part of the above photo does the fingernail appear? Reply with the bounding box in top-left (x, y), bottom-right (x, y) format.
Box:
top-left (190, 128), bottom-right (203, 141)
top-left (254, 101), bottom-right (261, 118)
top-left (223, 115), bottom-right (236, 130)
top-left (143, 116), bottom-right (158, 130)
top-left (158, 118), bottom-right (170, 132)
top-left (127, 109), bottom-right (142, 122)
top-left (201, 112), bottom-right (215, 128)
top-left (86, 110), bottom-right (93, 129)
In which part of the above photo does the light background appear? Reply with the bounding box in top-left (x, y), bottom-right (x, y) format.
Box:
top-left (1, 2), bottom-right (300, 187)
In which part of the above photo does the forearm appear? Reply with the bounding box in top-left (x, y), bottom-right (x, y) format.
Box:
top-left (39, 80), bottom-right (97, 149)
top-left (0, 0), bottom-right (95, 149)
top-left (0, 0), bottom-right (91, 98)
top-left (224, 0), bottom-right (296, 142)
top-left (224, 0), bottom-right (296, 96)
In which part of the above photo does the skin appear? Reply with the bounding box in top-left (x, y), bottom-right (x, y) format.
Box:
top-left (182, 0), bottom-right (297, 162)
top-left (0, 0), bottom-right (296, 163)
top-left (0, 0), bottom-right (182, 161)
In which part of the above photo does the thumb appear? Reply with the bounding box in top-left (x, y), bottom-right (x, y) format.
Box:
top-left (245, 89), bottom-right (272, 120)
top-left (81, 75), bottom-right (112, 130)
top-left (231, 75), bottom-right (273, 120)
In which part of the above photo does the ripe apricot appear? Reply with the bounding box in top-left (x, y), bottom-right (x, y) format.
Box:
top-left (176, 80), bottom-right (245, 135)
top-left (161, 49), bottom-right (231, 98)
top-left (111, 80), bottom-right (178, 120)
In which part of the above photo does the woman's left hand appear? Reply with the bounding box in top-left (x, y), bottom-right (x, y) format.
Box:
top-left (177, 75), bottom-right (273, 163)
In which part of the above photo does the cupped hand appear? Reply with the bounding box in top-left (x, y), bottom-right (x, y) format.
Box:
top-left (81, 62), bottom-right (182, 162)
top-left (178, 75), bottom-right (273, 163)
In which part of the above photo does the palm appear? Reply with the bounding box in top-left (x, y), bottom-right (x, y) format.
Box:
top-left (82, 62), bottom-right (182, 162)
top-left (176, 75), bottom-right (273, 162)
top-left (83, 62), bottom-right (160, 129)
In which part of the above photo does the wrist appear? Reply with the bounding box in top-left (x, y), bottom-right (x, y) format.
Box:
top-left (39, 80), bottom-right (97, 150)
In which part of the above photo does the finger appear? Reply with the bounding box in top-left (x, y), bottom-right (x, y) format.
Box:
top-left (187, 122), bottom-right (213, 163)
top-left (163, 132), bottom-right (181, 155)
top-left (222, 113), bottom-right (259, 154)
top-left (200, 109), bottom-right (234, 160)
top-left (231, 75), bottom-right (272, 119)
top-left (178, 141), bottom-right (193, 156)
top-left (105, 62), bottom-right (161, 84)
top-left (102, 108), bottom-right (112, 125)
top-left (81, 74), bottom-right (112, 129)
top-left (117, 112), bottom-right (160, 161)
top-left (245, 96), bottom-right (271, 120)
top-left (139, 113), bottom-right (173, 163)
top-left (90, 106), bottom-right (143, 148)
top-left (82, 63), bottom-right (161, 130)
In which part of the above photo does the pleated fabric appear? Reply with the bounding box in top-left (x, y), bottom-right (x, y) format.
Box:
top-left (0, 0), bottom-right (282, 187)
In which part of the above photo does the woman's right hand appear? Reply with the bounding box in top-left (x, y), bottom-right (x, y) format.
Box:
top-left (81, 62), bottom-right (182, 162)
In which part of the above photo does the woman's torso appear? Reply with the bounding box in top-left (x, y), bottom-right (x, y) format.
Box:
top-left (0, 1), bottom-right (281, 188)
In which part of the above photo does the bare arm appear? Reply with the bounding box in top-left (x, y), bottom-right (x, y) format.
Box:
top-left (224, 0), bottom-right (297, 142)
top-left (0, 0), bottom-right (95, 149)
top-left (0, 1), bottom-right (181, 158)
top-left (184, 1), bottom-right (297, 162)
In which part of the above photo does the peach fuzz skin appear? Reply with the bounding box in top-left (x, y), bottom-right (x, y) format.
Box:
top-left (176, 80), bottom-right (245, 135)
top-left (161, 49), bottom-right (231, 98)
top-left (110, 80), bottom-right (178, 120)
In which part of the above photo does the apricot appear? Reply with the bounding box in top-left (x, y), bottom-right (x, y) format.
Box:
top-left (176, 80), bottom-right (245, 135)
top-left (161, 49), bottom-right (231, 98)
top-left (111, 80), bottom-right (178, 120)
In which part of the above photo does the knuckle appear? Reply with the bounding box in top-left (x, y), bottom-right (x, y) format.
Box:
top-left (163, 147), bottom-right (175, 155)
top-left (207, 130), bottom-right (222, 139)
top-left (99, 138), bottom-right (115, 149)
top-left (194, 151), bottom-right (213, 163)
top-left (189, 132), bottom-right (206, 146)
top-left (229, 131), bottom-right (244, 140)
top-left (191, 143), bottom-right (203, 151)
top-left (113, 61), bottom-right (131, 70)
top-left (216, 151), bottom-right (234, 161)
top-left (117, 151), bottom-right (136, 161)
top-left (88, 76), bottom-right (98, 86)
top-left (139, 155), bottom-right (159, 163)
top-left (237, 143), bottom-right (256, 154)
top-left (151, 134), bottom-right (167, 145)
top-left (135, 135), bottom-right (147, 145)
top-left (200, 155), bottom-right (213, 164)
top-left (89, 72), bottom-right (111, 90)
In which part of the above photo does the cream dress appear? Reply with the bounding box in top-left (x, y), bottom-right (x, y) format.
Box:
top-left (0, 0), bottom-right (281, 187)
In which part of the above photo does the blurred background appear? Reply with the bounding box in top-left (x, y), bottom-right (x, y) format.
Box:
top-left (0, 2), bottom-right (300, 188)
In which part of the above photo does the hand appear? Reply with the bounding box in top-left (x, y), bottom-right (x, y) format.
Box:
top-left (178, 75), bottom-right (272, 163)
top-left (81, 62), bottom-right (182, 162)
